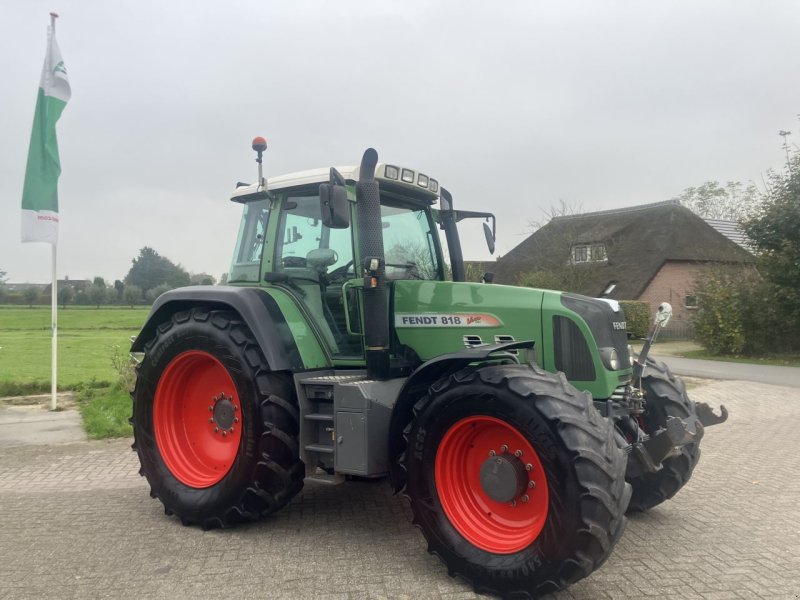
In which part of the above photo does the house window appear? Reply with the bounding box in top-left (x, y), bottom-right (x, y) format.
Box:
top-left (685, 294), bottom-right (698, 309)
top-left (591, 244), bottom-right (607, 262)
top-left (573, 245), bottom-right (589, 263)
top-left (572, 243), bottom-right (607, 264)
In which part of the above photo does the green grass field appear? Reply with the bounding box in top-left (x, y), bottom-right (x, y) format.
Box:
top-left (0, 306), bottom-right (149, 392)
top-left (0, 306), bottom-right (150, 438)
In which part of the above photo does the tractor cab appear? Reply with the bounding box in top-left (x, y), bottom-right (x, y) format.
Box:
top-left (228, 161), bottom-right (466, 362)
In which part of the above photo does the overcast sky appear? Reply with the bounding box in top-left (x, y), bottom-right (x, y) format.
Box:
top-left (2, 1), bottom-right (798, 284)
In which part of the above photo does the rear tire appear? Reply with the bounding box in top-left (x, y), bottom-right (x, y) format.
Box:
top-left (627, 359), bottom-right (701, 513)
top-left (404, 364), bottom-right (630, 598)
top-left (131, 307), bottom-right (304, 528)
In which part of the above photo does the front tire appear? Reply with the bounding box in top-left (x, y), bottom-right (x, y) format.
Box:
top-left (627, 359), bottom-right (701, 513)
top-left (131, 307), bottom-right (304, 528)
top-left (404, 364), bottom-right (630, 598)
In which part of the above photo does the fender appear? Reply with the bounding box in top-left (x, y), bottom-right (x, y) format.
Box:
top-left (130, 286), bottom-right (305, 372)
top-left (387, 340), bottom-right (535, 491)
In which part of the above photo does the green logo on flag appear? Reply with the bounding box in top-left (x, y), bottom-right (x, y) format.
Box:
top-left (53, 61), bottom-right (67, 76)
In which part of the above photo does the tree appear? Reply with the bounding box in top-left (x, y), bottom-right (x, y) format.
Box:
top-left (88, 282), bottom-right (108, 308)
top-left (190, 273), bottom-right (216, 286)
top-left (23, 286), bottom-right (40, 307)
top-left (124, 247), bottom-right (190, 293)
top-left (114, 280), bottom-right (125, 302)
top-left (0, 269), bottom-right (7, 305)
top-left (741, 147), bottom-right (800, 336)
top-left (219, 273), bottom-right (228, 285)
top-left (516, 270), bottom-right (566, 291)
top-left (692, 133), bottom-right (800, 355)
top-left (168, 267), bottom-right (191, 288)
top-left (145, 283), bottom-right (171, 304)
top-left (672, 181), bottom-right (760, 221)
top-left (123, 284), bottom-right (142, 307)
top-left (59, 285), bottom-right (74, 308)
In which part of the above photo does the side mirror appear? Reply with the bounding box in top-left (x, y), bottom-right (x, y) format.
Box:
top-left (481, 272), bottom-right (494, 284)
top-left (320, 183), bottom-right (349, 229)
top-left (483, 222), bottom-right (496, 255)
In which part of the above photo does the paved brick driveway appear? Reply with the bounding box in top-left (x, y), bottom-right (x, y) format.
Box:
top-left (1, 380), bottom-right (799, 599)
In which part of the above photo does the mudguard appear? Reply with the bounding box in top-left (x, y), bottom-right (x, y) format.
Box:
top-left (387, 340), bottom-right (535, 491)
top-left (130, 286), bottom-right (305, 372)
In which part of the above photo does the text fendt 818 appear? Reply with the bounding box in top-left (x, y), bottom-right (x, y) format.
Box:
top-left (130, 141), bottom-right (728, 598)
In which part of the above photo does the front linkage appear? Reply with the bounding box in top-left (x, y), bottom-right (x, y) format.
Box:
top-left (596, 302), bottom-right (728, 481)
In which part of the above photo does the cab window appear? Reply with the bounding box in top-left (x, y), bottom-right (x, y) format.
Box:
top-left (381, 204), bottom-right (442, 280)
top-left (229, 199), bottom-right (270, 283)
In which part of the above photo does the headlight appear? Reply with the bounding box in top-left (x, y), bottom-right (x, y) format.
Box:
top-left (385, 165), bottom-right (399, 180)
top-left (401, 168), bottom-right (414, 183)
top-left (628, 344), bottom-right (635, 366)
top-left (599, 347), bottom-right (620, 370)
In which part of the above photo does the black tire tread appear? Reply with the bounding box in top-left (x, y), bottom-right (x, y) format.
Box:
top-left (131, 307), bottom-right (304, 529)
top-left (404, 363), bottom-right (631, 598)
top-left (627, 358), bottom-right (701, 513)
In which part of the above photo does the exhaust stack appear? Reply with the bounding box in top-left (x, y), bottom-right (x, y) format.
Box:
top-left (356, 148), bottom-right (391, 380)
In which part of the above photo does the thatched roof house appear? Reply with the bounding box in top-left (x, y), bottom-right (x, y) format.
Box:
top-left (492, 200), bottom-right (753, 331)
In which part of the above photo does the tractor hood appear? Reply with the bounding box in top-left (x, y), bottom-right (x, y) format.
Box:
top-left (393, 281), bottom-right (632, 399)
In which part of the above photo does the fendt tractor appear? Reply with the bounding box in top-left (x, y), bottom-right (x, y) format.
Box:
top-left (130, 140), bottom-right (728, 598)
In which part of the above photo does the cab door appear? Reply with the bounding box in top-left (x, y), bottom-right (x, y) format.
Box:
top-left (273, 188), bottom-right (364, 361)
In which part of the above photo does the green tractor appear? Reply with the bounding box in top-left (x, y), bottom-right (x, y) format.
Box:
top-left (130, 140), bottom-right (727, 597)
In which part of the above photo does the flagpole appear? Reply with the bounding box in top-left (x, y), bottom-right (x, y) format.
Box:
top-left (50, 11), bottom-right (59, 412)
top-left (51, 244), bottom-right (58, 411)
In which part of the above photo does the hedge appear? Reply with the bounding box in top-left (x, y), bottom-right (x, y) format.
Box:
top-left (619, 301), bottom-right (650, 339)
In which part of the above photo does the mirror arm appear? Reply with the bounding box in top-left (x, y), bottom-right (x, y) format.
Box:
top-left (330, 167), bottom-right (346, 187)
top-left (453, 209), bottom-right (495, 223)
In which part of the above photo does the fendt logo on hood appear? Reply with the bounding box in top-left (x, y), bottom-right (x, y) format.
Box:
top-left (395, 313), bottom-right (502, 328)
top-left (612, 321), bottom-right (627, 330)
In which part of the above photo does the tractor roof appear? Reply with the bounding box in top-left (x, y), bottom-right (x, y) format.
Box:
top-left (231, 164), bottom-right (440, 203)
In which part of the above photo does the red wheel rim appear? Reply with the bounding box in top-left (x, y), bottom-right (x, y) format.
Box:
top-left (435, 415), bottom-right (549, 554)
top-left (154, 351), bottom-right (243, 488)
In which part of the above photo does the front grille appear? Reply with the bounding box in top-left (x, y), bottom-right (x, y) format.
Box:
top-left (553, 316), bottom-right (596, 381)
top-left (561, 293), bottom-right (631, 369)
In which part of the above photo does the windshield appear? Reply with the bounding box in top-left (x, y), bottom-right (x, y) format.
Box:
top-left (381, 203), bottom-right (442, 280)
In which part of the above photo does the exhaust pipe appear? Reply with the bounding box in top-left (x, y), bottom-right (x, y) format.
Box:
top-left (356, 148), bottom-right (391, 380)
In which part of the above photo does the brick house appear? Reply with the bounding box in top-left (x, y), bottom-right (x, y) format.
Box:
top-left (491, 200), bottom-right (753, 335)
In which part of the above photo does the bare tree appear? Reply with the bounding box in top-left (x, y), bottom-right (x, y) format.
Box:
top-left (526, 198), bottom-right (583, 232)
top-left (672, 181), bottom-right (760, 221)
